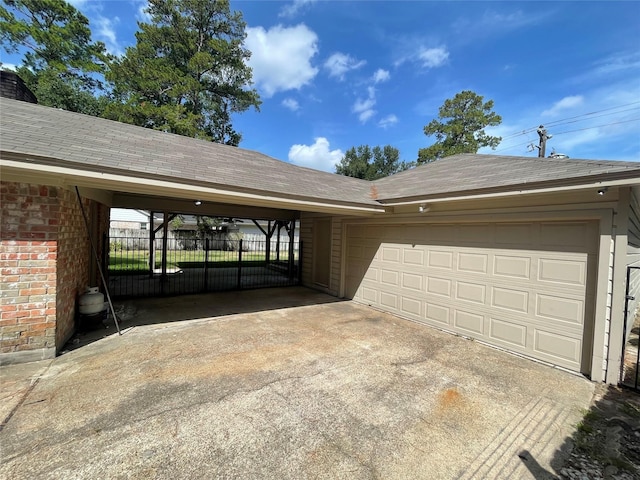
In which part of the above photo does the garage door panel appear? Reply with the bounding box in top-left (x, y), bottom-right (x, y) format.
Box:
top-left (456, 281), bottom-right (486, 304)
top-left (401, 296), bottom-right (422, 316)
top-left (458, 252), bottom-right (489, 274)
top-left (403, 248), bottom-right (424, 266)
top-left (347, 244), bottom-right (364, 260)
top-left (345, 220), bottom-right (596, 374)
top-left (382, 246), bottom-right (400, 263)
top-left (425, 303), bottom-right (451, 325)
top-left (534, 329), bottom-right (581, 364)
top-left (489, 317), bottom-right (527, 348)
top-left (380, 291), bottom-right (399, 310)
top-left (454, 309), bottom-right (484, 335)
top-left (428, 250), bottom-right (454, 269)
top-left (493, 255), bottom-right (531, 279)
top-left (491, 286), bottom-right (530, 313)
top-left (428, 225), bottom-right (457, 242)
top-left (457, 224), bottom-right (493, 243)
top-left (540, 222), bottom-right (594, 251)
top-left (362, 265), bottom-right (377, 281)
top-left (363, 246), bottom-right (379, 261)
top-left (362, 287), bottom-right (378, 303)
top-left (495, 223), bottom-right (534, 245)
top-left (536, 294), bottom-right (584, 325)
top-left (401, 272), bottom-right (422, 291)
top-left (538, 257), bottom-right (586, 286)
top-left (381, 269), bottom-right (399, 285)
top-left (427, 276), bottom-right (452, 297)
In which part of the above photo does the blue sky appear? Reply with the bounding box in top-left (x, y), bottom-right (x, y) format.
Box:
top-left (3, 0), bottom-right (640, 171)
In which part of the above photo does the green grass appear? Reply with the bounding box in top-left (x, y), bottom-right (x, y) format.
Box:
top-left (108, 249), bottom-right (292, 273)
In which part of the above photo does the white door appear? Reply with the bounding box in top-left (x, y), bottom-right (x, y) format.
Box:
top-left (345, 221), bottom-right (598, 373)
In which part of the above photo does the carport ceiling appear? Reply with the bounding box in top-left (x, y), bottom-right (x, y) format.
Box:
top-left (112, 192), bottom-right (298, 221)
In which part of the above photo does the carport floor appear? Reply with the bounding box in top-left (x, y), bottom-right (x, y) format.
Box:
top-left (0, 287), bottom-right (594, 479)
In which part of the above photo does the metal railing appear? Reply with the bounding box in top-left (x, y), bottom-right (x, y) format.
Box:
top-left (107, 234), bottom-right (300, 298)
top-left (621, 266), bottom-right (640, 391)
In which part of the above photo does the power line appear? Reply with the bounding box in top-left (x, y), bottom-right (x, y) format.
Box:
top-left (553, 117), bottom-right (640, 136)
top-left (499, 101), bottom-right (640, 141)
top-left (493, 117), bottom-right (640, 154)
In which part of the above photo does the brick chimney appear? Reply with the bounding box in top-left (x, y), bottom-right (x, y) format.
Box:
top-left (0, 70), bottom-right (37, 103)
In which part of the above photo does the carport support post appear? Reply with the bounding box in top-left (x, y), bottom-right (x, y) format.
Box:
top-left (149, 211), bottom-right (155, 277)
top-left (265, 221), bottom-right (271, 265)
top-left (288, 220), bottom-right (295, 279)
top-left (161, 211), bottom-right (169, 295)
top-left (237, 239), bottom-right (243, 289)
top-left (204, 238), bottom-right (210, 292)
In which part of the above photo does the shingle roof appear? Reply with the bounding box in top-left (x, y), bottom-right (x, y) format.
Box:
top-left (373, 153), bottom-right (640, 202)
top-left (0, 97), bottom-right (374, 206)
top-left (2, 97), bottom-right (639, 207)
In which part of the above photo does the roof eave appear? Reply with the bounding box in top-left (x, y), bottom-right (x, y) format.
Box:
top-left (0, 156), bottom-right (385, 216)
top-left (378, 174), bottom-right (640, 206)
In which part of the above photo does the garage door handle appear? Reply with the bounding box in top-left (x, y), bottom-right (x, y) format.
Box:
top-left (626, 295), bottom-right (635, 301)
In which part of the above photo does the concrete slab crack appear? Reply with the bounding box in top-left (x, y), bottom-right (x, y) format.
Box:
top-left (0, 361), bottom-right (53, 432)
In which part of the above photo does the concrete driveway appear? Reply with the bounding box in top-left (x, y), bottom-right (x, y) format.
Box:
top-left (1, 287), bottom-right (595, 479)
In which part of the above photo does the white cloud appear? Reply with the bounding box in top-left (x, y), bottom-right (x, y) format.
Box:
top-left (324, 52), bottom-right (366, 80)
top-left (67, 0), bottom-right (88, 7)
top-left (282, 98), bottom-right (300, 111)
top-left (372, 68), bottom-right (390, 83)
top-left (352, 86), bottom-right (377, 123)
top-left (541, 95), bottom-right (584, 117)
top-left (245, 24), bottom-right (319, 98)
top-left (418, 47), bottom-right (449, 68)
top-left (453, 10), bottom-right (551, 39)
top-left (0, 62), bottom-right (17, 71)
top-left (135, 1), bottom-right (152, 23)
top-left (378, 114), bottom-right (398, 129)
top-left (394, 44), bottom-right (450, 69)
top-left (288, 137), bottom-right (344, 172)
top-left (95, 16), bottom-right (122, 55)
top-left (279, 0), bottom-right (317, 18)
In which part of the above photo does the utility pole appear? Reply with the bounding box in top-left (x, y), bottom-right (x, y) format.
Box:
top-left (536, 125), bottom-right (552, 158)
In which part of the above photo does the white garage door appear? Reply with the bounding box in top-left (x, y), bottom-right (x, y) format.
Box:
top-left (345, 221), bottom-right (598, 373)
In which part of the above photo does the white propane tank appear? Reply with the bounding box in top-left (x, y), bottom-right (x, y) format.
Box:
top-left (79, 287), bottom-right (105, 315)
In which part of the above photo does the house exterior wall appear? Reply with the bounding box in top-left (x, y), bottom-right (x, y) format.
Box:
top-left (300, 213), bottom-right (343, 297)
top-left (604, 187), bottom-right (631, 383)
top-left (0, 181), bottom-right (107, 365)
top-left (55, 188), bottom-right (93, 348)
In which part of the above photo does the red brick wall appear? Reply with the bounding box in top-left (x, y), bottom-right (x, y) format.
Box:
top-left (0, 181), bottom-right (107, 362)
top-left (55, 188), bottom-right (92, 348)
top-left (1, 183), bottom-right (58, 357)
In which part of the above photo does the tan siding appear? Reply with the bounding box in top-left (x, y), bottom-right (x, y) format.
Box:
top-left (299, 213), bottom-right (340, 295)
top-left (329, 218), bottom-right (342, 296)
top-left (299, 214), bottom-right (313, 287)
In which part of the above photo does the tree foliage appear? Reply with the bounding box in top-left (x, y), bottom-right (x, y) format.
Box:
top-left (418, 90), bottom-right (502, 164)
top-left (105, 0), bottom-right (260, 145)
top-left (0, 0), bottom-right (110, 114)
top-left (336, 145), bottom-right (412, 180)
